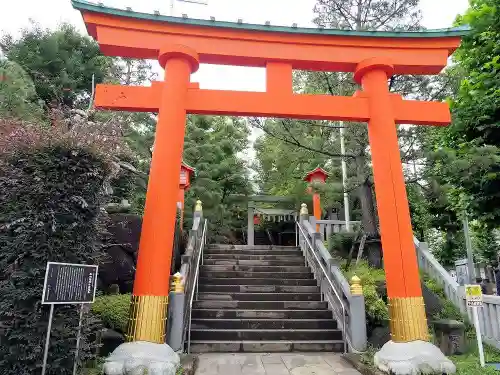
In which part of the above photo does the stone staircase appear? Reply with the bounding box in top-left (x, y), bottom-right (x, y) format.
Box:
top-left (189, 244), bottom-right (344, 353)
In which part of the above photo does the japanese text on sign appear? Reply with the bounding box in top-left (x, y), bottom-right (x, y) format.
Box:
top-left (42, 263), bottom-right (98, 304)
top-left (465, 284), bottom-right (483, 307)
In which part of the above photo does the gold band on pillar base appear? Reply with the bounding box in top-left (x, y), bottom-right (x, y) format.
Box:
top-left (388, 296), bottom-right (429, 342)
top-left (126, 295), bottom-right (169, 343)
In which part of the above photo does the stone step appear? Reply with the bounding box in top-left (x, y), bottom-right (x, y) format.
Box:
top-left (199, 277), bottom-right (317, 286)
top-left (208, 245), bottom-right (299, 251)
top-left (204, 254), bottom-right (304, 262)
top-left (199, 271), bottom-right (313, 279)
top-left (198, 285), bottom-right (320, 293)
top-left (191, 318), bottom-right (337, 330)
top-left (204, 249), bottom-right (302, 256)
top-left (201, 265), bottom-right (309, 272)
top-left (190, 328), bottom-right (342, 341)
top-left (202, 259), bottom-right (305, 266)
top-left (192, 300), bottom-right (328, 310)
top-left (191, 309), bottom-right (333, 319)
top-left (197, 292), bottom-right (321, 301)
top-left (188, 340), bottom-right (344, 353)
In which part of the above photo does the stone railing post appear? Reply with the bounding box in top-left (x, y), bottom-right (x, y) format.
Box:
top-left (166, 272), bottom-right (185, 351)
top-left (349, 275), bottom-right (367, 351)
top-left (193, 200), bottom-right (203, 248)
top-left (299, 203), bottom-right (309, 249)
top-left (299, 203), bottom-right (308, 224)
top-left (248, 201), bottom-right (255, 246)
top-left (307, 214), bottom-right (322, 253)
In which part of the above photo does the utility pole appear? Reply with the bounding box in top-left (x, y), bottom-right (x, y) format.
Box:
top-left (170, 0), bottom-right (208, 17)
top-left (340, 123), bottom-right (351, 231)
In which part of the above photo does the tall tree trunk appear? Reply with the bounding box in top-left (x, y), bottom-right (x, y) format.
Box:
top-left (356, 156), bottom-right (378, 236)
top-left (356, 156), bottom-right (383, 268)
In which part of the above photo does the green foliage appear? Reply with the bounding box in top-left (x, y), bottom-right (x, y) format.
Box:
top-left (80, 358), bottom-right (105, 375)
top-left (0, 121), bottom-right (112, 374)
top-left (327, 232), bottom-right (356, 258)
top-left (451, 341), bottom-right (500, 375)
top-left (92, 294), bottom-right (131, 333)
top-left (426, 0), bottom-right (500, 229)
top-left (183, 116), bottom-right (253, 242)
top-left (0, 59), bottom-right (44, 121)
top-left (422, 274), bottom-right (465, 323)
top-left (343, 261), bottom-right (389, 323)
top-left (1, 23), bottom-right (113, 108)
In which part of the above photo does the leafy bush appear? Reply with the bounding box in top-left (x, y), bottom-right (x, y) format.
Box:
top-left (92, 294), bottom-right (131, 333)
top-left (0, 121), bottom-right (116, 375)
top-left (0, 60), bottom-right (44, 122)
top-left (328, 232), bottom-right (356, 258)
top-left (421, 272), bottom-right (468, 324)
top-left (343, 261), bottom-right (389, 323)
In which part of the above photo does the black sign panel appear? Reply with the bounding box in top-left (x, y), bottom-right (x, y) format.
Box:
top-left (42, 262), bottom-right (98, 304)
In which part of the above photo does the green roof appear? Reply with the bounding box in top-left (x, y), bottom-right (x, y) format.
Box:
top-left (72, 0), bottom-right (470, 38)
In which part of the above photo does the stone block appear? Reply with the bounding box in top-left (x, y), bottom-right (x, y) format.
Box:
top-left (432, 319), bottom-right (466, 356)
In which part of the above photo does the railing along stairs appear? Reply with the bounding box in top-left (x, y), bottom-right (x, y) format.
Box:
top-left (296, 205), bottom-right (368, 353)
top-left (165, 201), bottom-right (207, 354)
top-left (414, 237), bottom-right (500, 349)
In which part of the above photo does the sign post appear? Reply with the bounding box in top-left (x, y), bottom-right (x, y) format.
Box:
top-left (465, 284), bottom-right (485, 367)
top-left (41, 262), bottom-right (98, 375)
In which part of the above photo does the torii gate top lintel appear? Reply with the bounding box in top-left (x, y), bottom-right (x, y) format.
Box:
top-left (73, 0), bottom-right (467, 74)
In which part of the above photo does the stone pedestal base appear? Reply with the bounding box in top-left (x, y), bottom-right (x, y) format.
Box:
top-left (103, 341), bottom-right (180, 375)
top-left (374, 340), bottom-right (456, 374)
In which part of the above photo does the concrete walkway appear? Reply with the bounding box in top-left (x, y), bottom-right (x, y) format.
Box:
top-left (195, 353), bottom-right (362, 375)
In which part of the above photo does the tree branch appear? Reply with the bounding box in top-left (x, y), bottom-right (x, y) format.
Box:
top-left (249, 117), bottom-right (356, 159)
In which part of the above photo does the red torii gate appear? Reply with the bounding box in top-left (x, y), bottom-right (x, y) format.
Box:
top-left (73, 0), bottom-right (466, 359)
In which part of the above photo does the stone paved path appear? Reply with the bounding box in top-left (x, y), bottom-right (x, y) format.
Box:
top-left (195, 353), bottom-right (362, 375)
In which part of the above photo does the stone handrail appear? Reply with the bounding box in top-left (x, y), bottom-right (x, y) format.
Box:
top-left (316, 219), bottom-right (361, 241)
top-left (167, 204), bottom-right (204, 351)
top-left (299, 215), bottom-right (367, 352)
top-left (414, 236), bottom-right (500, 349)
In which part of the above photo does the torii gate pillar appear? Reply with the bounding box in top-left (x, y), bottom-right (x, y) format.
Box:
top-left (127, 46), bottom-right (199, 343)
top-left (355, 59), bottom-right (428, 342)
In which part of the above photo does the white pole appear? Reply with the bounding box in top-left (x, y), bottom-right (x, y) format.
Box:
top-left (472, 306), bottom-right (485, 367)
top-left (340, 124), bottom-right (351, 231)
top-left (41, 304), bottom-right (55, 375)
top-left (72, 304), bottom-right (86, 375)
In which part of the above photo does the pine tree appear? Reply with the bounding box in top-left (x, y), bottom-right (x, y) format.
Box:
top-left (183, 116), bottom-right (253, 243)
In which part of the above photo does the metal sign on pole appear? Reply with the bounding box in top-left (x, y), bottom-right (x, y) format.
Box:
top-left (41, 262), bottom-right (98, 375)
top-left (465, 284), bottom-right (485, 367)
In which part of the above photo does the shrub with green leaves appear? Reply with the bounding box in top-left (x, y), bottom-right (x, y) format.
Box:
top-left (328, 232), bottom-right (356, 259)
top-left (92, 294), bottom-right (131, 333)
top-left (343, 261), bottom-right (389, 324)
top-left (0, 121), bottom-right (115, 375)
